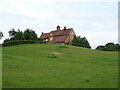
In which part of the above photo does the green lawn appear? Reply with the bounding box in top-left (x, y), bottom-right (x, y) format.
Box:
top-left (0, 47), bottom-right (2, 89)
top-left (2, 44), bottom-right (118, 88)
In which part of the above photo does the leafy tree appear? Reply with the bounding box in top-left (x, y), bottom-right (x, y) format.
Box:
top-left (115, 44), bottom-right (120, 51)
top-left (15, 29), bottom-right (24, 40)
top-left (0, 31), bottom-right (3, 39)
top-left (105, 43), bottom-right (116, 51)
top-left (8, 29), bottom-right (24, 40)
top-left (96, 45), bottom-right (105, 51)
top-left (96, 42), bottom-right (120, 51)
top-left (8, 28), bottom-right (16, 38)
top-left (72, 36), bottom-right (91, 49)
top-left (24, 29), bottom-right (37, 40)
top-left (8, 29), bottom-right (37, 40)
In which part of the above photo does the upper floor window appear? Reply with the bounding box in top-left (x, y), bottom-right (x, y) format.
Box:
top-left (46, 39), bottom-right (48, 42)
top-left (72, 32), bottom-right (74, 34)
top-left (50, 37), bottom-right (53, 41)
top-left (50, 33), bottom-right (53, 36)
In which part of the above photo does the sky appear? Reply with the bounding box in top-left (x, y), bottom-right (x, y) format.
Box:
top-left (0, 0), bottom-right (118, 49)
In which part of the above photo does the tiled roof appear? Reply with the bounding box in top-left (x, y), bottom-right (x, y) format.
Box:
top-left (40, 33), bottom-right (50, 39)
top-left (50, 29), bottom-right (72, 36)
top-left (51, 30), bottom-right (64, 36)
top-left (51, 35), bottom-right (69, 43)
top-left (40, 27), bottom-right (74, 43)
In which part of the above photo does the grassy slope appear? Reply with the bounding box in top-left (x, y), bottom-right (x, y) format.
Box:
top-left (0, 47), bottom-right (2, 89)
top-left (2, 44), bottom-right (118, 88)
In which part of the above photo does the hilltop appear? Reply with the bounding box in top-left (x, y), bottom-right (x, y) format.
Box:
top-left (2, 44), bottom-right (118, 88)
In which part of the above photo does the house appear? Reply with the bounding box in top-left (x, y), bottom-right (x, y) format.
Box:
top-left (40, 26), bottom-right (76, 44)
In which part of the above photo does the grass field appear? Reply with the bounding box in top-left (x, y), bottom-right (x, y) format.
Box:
top-left (2, 44), bottom-right (118, 88)
top-left (0, 47), bottom-right (2, 89)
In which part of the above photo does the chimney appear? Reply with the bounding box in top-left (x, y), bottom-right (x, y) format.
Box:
top-left (64, 26), bottom-right (66, 30)
top-left (41, 32), bottom-right (43, 34)
top-left (57, 25), bottom-right (60, 30)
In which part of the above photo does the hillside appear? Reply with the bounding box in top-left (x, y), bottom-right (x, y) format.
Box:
top-left (2, 44), bottom-right (118, 88)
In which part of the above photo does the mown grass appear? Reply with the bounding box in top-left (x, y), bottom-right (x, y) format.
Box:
top-left (0, 47), bottom-right (2, 89)
top-left (2, 44), bottom-right (118, 88)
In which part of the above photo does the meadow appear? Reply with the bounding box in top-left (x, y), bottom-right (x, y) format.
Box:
top-left (0, 47), bottom-right (2, 89)
top-left (2, 44), bottom-right (118, 88)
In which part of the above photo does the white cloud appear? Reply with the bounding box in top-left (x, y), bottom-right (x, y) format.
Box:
top-left (0, 0), bottom-right (118, 49)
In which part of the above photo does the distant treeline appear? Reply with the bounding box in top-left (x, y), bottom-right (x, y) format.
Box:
top-left (1, 29), bottom-right (119, 51)
top-left (2, 28), bottom-right (43, 46)
top-left (96, 42), bottom-right (120, 51)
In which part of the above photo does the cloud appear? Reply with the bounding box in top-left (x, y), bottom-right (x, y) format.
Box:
top-left (0, 0), bottom-right (118, 49)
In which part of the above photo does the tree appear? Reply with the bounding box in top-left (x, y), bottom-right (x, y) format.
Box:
top-left (115, 44), bottom-right (120, 51)
top-left (8, 28), bottom-right (16, 38)
top-left (15, 29), bottom-right (24, 40)
top-left (0, 31), bottom-right (3, 39)
top-left (96, 42), bottom-right (120, 51)
top-left (8, 29), bottom-right (24, 40)
top-left (24, 29), bottom-right (37, 40)
top-left (8, 29), bottom-right (38, 40)
top-left (105, 43), bottom-right (116, 51)
top-left (96, 45), bottom-right (105, 51)
top-left (72, 36), bottom-right (91, 49)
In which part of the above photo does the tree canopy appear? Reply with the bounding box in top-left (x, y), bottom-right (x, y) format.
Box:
top-left (72, 35), bottom-right (91, 49)
top-left (8, 29), bottom-right (38, 40)
top-left (96, 42), bottom-right (120, 51)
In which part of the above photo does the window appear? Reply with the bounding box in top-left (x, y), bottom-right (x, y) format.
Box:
top-left (72, 32), bottom-right (74, 34)
top-left (50, 33), bottom-right (53, 35)
top-left (50, 37), bottom-right (53, 41)
top-left (46, 39), bottom-right (48, 42)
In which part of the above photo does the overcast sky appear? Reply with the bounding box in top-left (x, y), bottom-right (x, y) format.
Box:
top-left (0, 0), bottom-right (118, 49)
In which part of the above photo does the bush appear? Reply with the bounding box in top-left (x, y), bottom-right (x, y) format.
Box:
top-left (48, 54), bottom-right (57, 58)
top-left (2, 40), bottom-right (39, 46)
top-left (96, 45), bottom-right (105, 51)
top-left (96, 43), bottom-right (120, 51)
top-left (72, 36), bottom-right (91, 49)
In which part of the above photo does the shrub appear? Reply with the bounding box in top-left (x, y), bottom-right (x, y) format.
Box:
top-left (72, 36), bottom-right (91, 49)
top-left (96, 45), bottom-right (105, 51)
top-left (96, 43), bottom-right (120, 51)
top-left (2, 40), bottom-right (38, 46)
top-left (48, 54), bottom-right (57, 58)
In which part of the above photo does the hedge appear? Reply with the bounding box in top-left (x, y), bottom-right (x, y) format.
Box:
top-left (2, 40), bottom-right (42, 46)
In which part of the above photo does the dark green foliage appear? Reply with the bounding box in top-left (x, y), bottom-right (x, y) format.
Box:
top-left (8, 28), bottom-right (16, 38)
top-left (0, 31), bottom-right (3, 39)
top-left (3, 28), bottom-right (41, 46)
top-left (24, 29), bottom-right (37, 40)
top-left (2, 40), bottom-right (38, 46)
top-left (72, 35), bottom-right (91, 49)
top-left (14, 30), bottom-right (24, 40)
top-left (105, 43), bottom-right (116, 51)
top-left (96, 45), bottom-right (105, 51)
top-left (96, 42), bottom-right (120, 51)
top-left (8, 28), bottom-right (38, 40)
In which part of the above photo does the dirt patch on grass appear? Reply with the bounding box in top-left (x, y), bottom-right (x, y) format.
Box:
top-left (52, 52), bottom-right (61, 55)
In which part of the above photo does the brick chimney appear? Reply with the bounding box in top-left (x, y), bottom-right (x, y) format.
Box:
top-left (64, 26), bottom-right (66, 35)
top-left (41, 32), bottom-right (43, 34)
top-left (64, 26), bottom-right (66, 30)
top-left (57, 25), bottom-right (60, 30)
